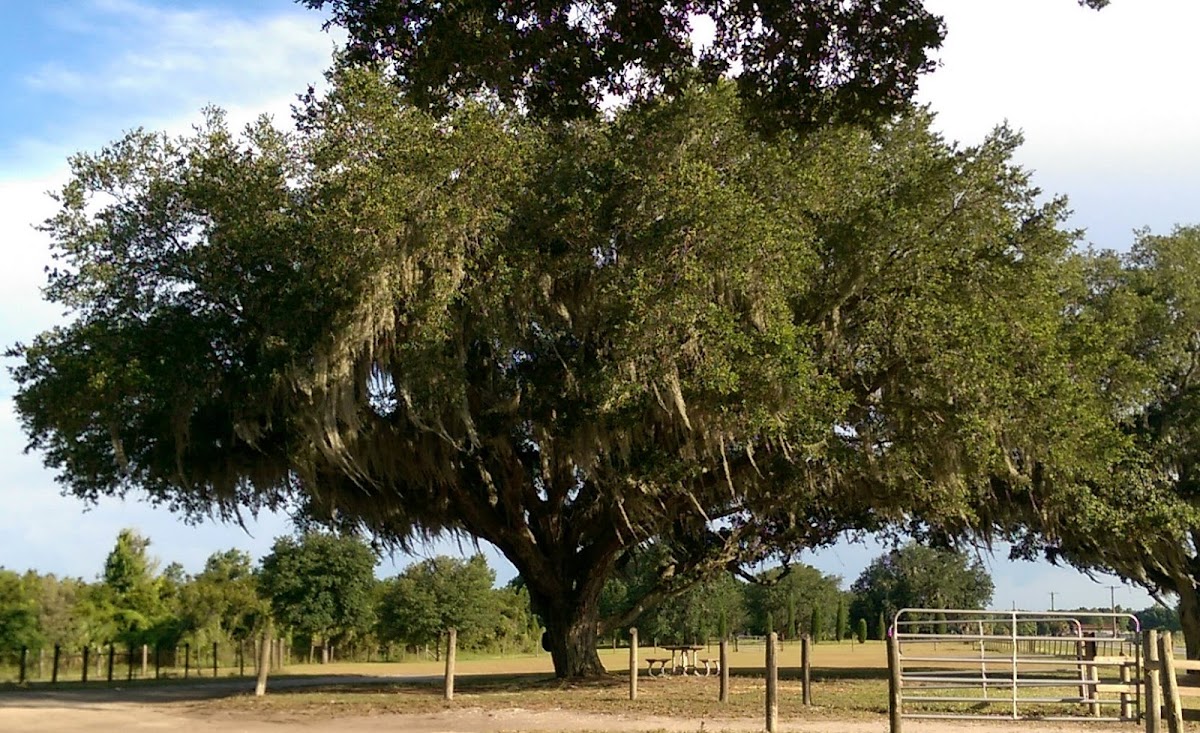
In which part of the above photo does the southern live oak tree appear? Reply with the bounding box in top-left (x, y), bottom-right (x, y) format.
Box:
top-left (9, 60), bottom-right (1108, 676)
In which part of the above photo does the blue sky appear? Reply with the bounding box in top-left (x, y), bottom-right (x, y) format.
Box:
top-left (2, 0), bottom-right (1198, 614)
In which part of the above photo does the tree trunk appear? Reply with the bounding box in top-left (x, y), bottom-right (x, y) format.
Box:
top-left (1177, 582), bottom-right (1200, 660)
top-left (537, 594), bottom-right (606, 678)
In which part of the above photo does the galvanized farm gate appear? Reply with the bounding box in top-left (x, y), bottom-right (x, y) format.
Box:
top-left (887, 608), bottom-right (1143, 729)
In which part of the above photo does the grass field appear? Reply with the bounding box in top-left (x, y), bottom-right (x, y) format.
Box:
top-left (7, 639), bottom-right (1197, 726)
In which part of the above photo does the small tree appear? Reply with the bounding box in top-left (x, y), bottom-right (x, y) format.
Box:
top-left (258, 533), bottom-right (378, 662)
top-left (877, 611), bottom-right (888, 641)
top-left (810, 606), bottom-right (824, 642)
top-left (856, 618), bottom-right (868, 644)
top-left (785, 595), bottom-right (797, 641)
top-left (836, 598), bottom-right (849, 642)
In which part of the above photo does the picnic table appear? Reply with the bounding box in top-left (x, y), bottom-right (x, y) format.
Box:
top-left (661, 644), bottom-right (706, 675)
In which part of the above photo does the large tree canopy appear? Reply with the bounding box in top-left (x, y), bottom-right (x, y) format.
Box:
top-left (9, 66), bottom-right (1099, 676)
top-left (301, 0), bottom-right (1107, 131)
top-left (1002, 227), bottom-right (1200, 659)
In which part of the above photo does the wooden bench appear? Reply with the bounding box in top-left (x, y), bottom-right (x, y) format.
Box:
top-left (697, 658), bottom-right (719, 676)
top-left (645, 658), bottom-right (671, 676)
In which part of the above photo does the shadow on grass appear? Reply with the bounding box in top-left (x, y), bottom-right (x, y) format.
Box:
top-left (0, 663), bottom-right (889, 709)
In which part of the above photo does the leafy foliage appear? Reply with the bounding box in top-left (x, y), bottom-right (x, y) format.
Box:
top-left (849, 543), bottom-right (993, 631)
top-left (301, 0), bottom-right (1109, 132)
top-left (302, 0), bottom-right (945, 132)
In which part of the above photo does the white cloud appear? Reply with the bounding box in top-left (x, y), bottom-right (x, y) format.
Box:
top-left (26, 1), bottom-right (337, 108)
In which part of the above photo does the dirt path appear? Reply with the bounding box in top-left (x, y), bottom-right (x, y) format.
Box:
top-left (0, 670), bottom-right (1142, 733)
top-left (0, 695), bottom-right (1139, 733)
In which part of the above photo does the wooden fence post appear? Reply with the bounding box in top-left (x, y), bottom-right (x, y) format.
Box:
top-left (1158, 631), bottom-right (1183, 733)
top-left (888, 632), bottom-right (903, 733)
top-left (444, 628), bottom-right (457, 701)
top-left (127, 644), bottom-right (134, 681)
top-left (629, 627), bottom-right (638, 701)
top-left (1145, 629), bottom-right (1161, 733)
top-left (239, 641), bottom-right (245, 677)
top-left (82, 646), bottom-right (90, 683)
top-left (719, 639), bottom-right (729, 703)
top-left (255, 624), bottom-right (272, 697)
top-left (765, 631), bottom-right (778, 733)
top-left (801, 634), bottom-right (812, 706)
top-left (19, 647), bottom-right (27, 684)
top-left (184, 643), bottom-right (191, 679)
top-left (106, 643), bottom-right (115, 683)
top-left (51, 645), bottom-right (60, 684)
top-left (141, 643), bottom-right (148, 679)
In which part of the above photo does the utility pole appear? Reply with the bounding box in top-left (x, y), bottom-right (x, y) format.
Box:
top-left (1108, 586), bottom-right (1119, 635)
top-left (1049, 592), bottom-right (1057, 612)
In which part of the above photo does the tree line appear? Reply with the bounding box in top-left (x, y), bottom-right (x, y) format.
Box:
top-left (2, 530), bottom-right (1010, 659)
top-left (17, 0), bottom-right (1200, 678)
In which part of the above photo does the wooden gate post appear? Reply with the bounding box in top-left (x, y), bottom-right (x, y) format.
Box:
top-left (629, 627), bottom-right (638, 701)
top-left (51, 645), bottom-right (60, 684)
top-left (1120, 661), bottom-right (1133, 720)
top-left (1158, 631), bottom-right (1183, 733)
top-left (888, 632), bottom-right (903, 733)
top-left (82, 646), bottom-right (90, 683)
top-left (765, 631), bottom-right (778, 733)
top-left (18, 647), bottom-right (27, 684)
top-left (106, 643), bottom-right (115, 683)
top-left (1144, 629), bottom-right (1161, 733)
top-left (444, 628), bottom-right (457, 701)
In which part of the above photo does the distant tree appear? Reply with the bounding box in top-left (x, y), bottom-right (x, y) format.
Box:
top-left (259, 533), bottom-right (378, 662)
top-left (742, 564), bottom-right (843, 637)
top-left (178, 550), bottom-right (266, 647)
top-left (785, 595), bottom-right (797, 641)
top-left (377, 555), bottom-right (497, 652)
top-left (26, 573), bottom-right (89, 647)
top-left (0, 570), bottom-right (41, 650)
top-left (1136, 605), bottom-right (1182, 633)
top-left (95, 529), bottom-right (172, 644)
top-left (856, 617), bottom-right (868, 644)
top-left (877, 611), bottom-right (888, 641)
top-left (810, 605), bottom-right (824, 642)
top-left (850, 543), bottom-right (993, 634)
top-left (836, 598), bottom-right (849, 641)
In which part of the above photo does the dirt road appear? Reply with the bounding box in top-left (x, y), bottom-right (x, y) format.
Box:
top-left (0, 680), bottom-right (1139, 733)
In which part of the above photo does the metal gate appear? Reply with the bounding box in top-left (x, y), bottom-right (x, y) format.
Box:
top-left (889, 608), bottom-right (1143, 723)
